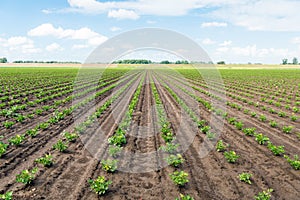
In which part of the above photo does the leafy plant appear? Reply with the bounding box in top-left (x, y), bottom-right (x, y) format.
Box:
top-left (235, 121), bottom-right (244, 130)
top-left (254, 189), bottom-right (273, 200)
top-left (3, 121), bottom-right (15, 129)
top-left (175, 194), bottom-right (194, 200)
top-left (267, 142), bottom-right (285, 156)
top-left (224, 151), bottom-right (239, 163)
top-left (8, 134), bottom-right (25, 146)
top-left (251, 112), bottom-right (257, 117)
top-left (0, 142), bottom-right (9, 157)
top-left (108, 145), bottom-right (123, 158)
top-left (0, 191), bottom-right (13, 200)
top-left (278, 111), bottom-right (286, 117)
top-left (282, 126), bottom-right (293, 134)
top-left (290, 115), bottom-right (298, 122)
top-left (166, 154), bottom-right (184, 167)
top-left (200, 126), bottom-right (210, 134)
top-left (101, 159), bottom-right (118, 173)
top-left (159, 142), bottom-right (180, 154)
top-left (38, 122), bottom-right (50, 130)
top-left (26, 128), bottom-right (39, 137)
top-left (88, 176), bottom-right (112, 195)
top-left (207, 132), bottom-right (216, 140)
top-left (53, 140), bottom-right (68, 152)
top-left (238, 172), bottom-right (252, 184)
top-left (108, 132), bottom-right (126, 147)
top-left (169, 170), bottom-right (189, 186)
top-left (243, 127), bottom-right (256, 136)
top-left (216, 140), bottom-right (228, 152)
top-left (269, 120), bottom-right (278, 128)
top-left (35, 154), bottom-right (53, 167)
top-left (16, 168), bottom-right (38, 185)
top-left (62, 132), bottom-right (79, 142)
top-left (259, 115), bottom-right (267, 122)
top-left (254, 133), bottom-right (269, 145)
top-left (284, 155), bottom-right (300, 170)
top-left (162, 132), bottom-right (175, 143)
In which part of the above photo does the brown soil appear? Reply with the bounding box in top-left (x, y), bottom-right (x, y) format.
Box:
top-left (0, 70), bottom-right (299, 200)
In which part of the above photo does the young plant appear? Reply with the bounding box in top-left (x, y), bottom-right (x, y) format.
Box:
top-left (278, 111), bottom-right (286, 117)
top-left (166, 154), bottom-right (184, 167)
top-left (62, 132), bottom-right (79, 142)
top-left (284, 155), bottom-right (300, 170)
top-left (259, 115), bottom-right (267, 122)
top-left (169, 170), bottom-right (189, 186)
top-left (35, 154), bottom-right (53, 167)
top-left (16, 168), bottom-right (38, 185)
top-left (175, 194), bottom-right (194, 200)
top-left (238, 172), bottom-right (252, 184)
top-left (200, 126), bottom-right (210, 134)
top-left (26, 128), bottom-right (39, 138)
top-left (8, 134), bottom-right (25, 146)
top-left (243, 127), bottom-right (256, 136)
top-left (0, 142), bottom-right (9, 157)
top-left (290, 115), bottom-right (298, 122)
top-left (254, 189), bottom-right (273, 200)
top-left (224, 151), bottom-right (239, 163)
top-left (108, 132), bottom-right (126, 147)
top-left (216, 140), bottom-right (228, 152)
top-left (269, 120), bottom-right (278, 128)
top-left (0, 191), bottom-right (13, 200)
top-left (3, 121), bottom-right (15, 129)
top-left (207, 132), bottom-right (216, 140)
top-left (267, 142), bottom-right (285, 156)
top-left (282, 126), bottom-right (293, 134)
top-left (88, 176), bottom-right (112, 195)
top-left (254, 133), bottom-right (269, 145)
top-left (101, 159), bottom-right (118, 173)
top-left (53, 140), bottom-right (68, 152)
top-left (251, 112), bottom-right (257, 117)
top-left (159, 142), bottom-right (180, 154)
top-left (162, 132), bottom-right (175, 143)
top-left (235, 121), bottom-right (244, 130)
top-left (108, 145), bottom-right (123, 158)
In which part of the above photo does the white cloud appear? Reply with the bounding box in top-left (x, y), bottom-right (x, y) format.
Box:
top-left (108, 9), bottom-right (139, 20)
top-left (201, 22), bottom-right (228, 28)
top-left (0, 36), bottom-right (40, 55)
top-left (46, 43), bottom-right (63, 52)
top-left (72, 44), bottom-right (89, 49)
top-left (28, 23), bottom-right (107, 46)
top-left (291, 37), bottom-right (300, 44)
top-left (110, 26), bottom-right (122, 32)
top-left (7, 37), bottom-right (33, 46)
top-left (211, 0), bottom-right (300, 31)
top-left (219, 40), bottom-right (232, 46)
top-left (202, 38), bottom-right (216, 45)
top-left (146, 20), bottom-right (157, 24)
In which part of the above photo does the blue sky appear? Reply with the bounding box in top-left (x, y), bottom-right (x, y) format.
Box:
top-left (1, 0), bottom-right (300, 64)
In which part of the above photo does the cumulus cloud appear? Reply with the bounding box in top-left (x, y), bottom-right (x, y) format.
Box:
top-left (108, 9), bottom-right (139, 20)
top-left (28, 23), bottom-right (107, 46)
top-left (201, 22), bottom-right (228, 28)
top-left (202, 38), bottom-right (216, 45)
top-left (219, 40), bottom-right (232, 46)
top-left (110, 26), bottom-right (122, 32)
top-left (0, 36), bottom-right (40, 54)
top-left (46, 43), bottom-right (63, 52)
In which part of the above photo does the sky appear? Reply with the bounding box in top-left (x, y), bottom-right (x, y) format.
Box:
top-left (1, 0), bottom-right (300, 64)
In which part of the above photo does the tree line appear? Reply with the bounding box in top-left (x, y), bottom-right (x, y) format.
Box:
top-left (282, 57), bottom-right (299, 65)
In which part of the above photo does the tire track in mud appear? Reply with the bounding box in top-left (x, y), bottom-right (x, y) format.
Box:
top-left (44, 73), bottom-right (144, 200)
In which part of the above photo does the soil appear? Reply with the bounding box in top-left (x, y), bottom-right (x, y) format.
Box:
top-left (0, 70), bottom-right (299, 200)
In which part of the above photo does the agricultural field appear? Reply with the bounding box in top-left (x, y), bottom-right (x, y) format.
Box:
top-left (0, 66), bottom-right (299, 200)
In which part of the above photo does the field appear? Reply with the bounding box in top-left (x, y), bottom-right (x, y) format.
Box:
top-left (0, 66), bottom-right (299, 200)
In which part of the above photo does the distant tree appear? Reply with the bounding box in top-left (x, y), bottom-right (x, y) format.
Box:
top-left (292, 57), bottom-right (298, 65)
top-left (282, 58), bottom-right (288, 65)
top-left (175, 60), bottom-right (189, 64)
top-left (0, 57), bottom-right (7, 63)
top-left (217, 61), bottom-right (226, 65)
top-left (160, 60), bottom-right (170, 64)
